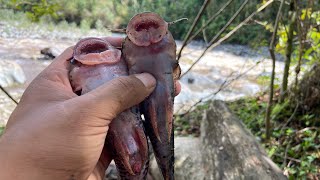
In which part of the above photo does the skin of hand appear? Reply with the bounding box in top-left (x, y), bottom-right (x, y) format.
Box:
top-left (0, 37), bottom-right (181, 180)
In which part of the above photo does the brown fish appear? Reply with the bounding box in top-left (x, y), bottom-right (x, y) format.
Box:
top-left (122, 12), bottom-right (181, 180)
top-left (69, 37), bottom-right (149, 179)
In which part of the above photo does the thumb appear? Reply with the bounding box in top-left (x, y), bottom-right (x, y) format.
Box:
top-left (73, 73), bottom-right (156, 120)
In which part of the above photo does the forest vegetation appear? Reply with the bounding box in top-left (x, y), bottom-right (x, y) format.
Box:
top-left (1, 0), bottom-right (280, 44)
top-left (0, 0), bottom-right (319, 179)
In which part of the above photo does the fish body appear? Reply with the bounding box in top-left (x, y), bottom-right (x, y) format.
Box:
top-left (69, 37), bottom-right (149, 179)
top-left (123, 12), bottom-right (180, 180)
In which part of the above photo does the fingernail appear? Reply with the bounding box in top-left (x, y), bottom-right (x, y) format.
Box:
top-left (135, 73), bottom-right (156, 89)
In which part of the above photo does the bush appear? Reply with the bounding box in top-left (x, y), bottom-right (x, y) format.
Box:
top-left (227, 96), bottom-right (320, 179)
top-left (1, 0), bottom-right (276, 43)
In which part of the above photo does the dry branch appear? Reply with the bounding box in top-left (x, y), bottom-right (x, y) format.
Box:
top-left (178, 59), bottom-right (264, 115)
top-left (185, 0), bottom-right (235, 46)
top-left (168, 18), bottom-right (188, 26)
top-left (206, 0), bottom-right (249, 46)
top-left (0, 85), bottom-right (18, 105)
top-left (180, 0), bottom-right (274, 78)
top-left (177, 0), bottom-right (211, 60)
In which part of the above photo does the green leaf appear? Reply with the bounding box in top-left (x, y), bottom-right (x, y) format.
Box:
top-left (285, 128), bottom-right (295, 136)
top-left (301, 8), bottom-right (312, 20)
top-left (0, 126), bottom-right (4, 136)
top-left (267, 146), bottom-right (277, 157)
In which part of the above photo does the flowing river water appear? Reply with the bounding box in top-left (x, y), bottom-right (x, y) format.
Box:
top-left (0, 30), bottom-right (286, 126)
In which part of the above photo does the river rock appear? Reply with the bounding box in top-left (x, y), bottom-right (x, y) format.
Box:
top-left (40, 47), bottom-right (62, 59)
top-left (105, 161), bottom-right (118, 180)
top-left (200, 100), bottom-right (287, 180)
top-left (0, 60), bottom-right (26, 87)
top-left (174, 137), bottom-right (204, 179)
top-left (149, 137), bottom-right (204, 180)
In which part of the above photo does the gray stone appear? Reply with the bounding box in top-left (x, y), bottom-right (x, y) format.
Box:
top-left (200, 100), bottom-right (287, 180)
top-left (105, 161), bottom-right (118, 180)
top-left (40, 47), bottom-right (62, 59)
top-left (0, 60), bottom-right (26, 87)
top-left (148, 137), bottom-right (204, 180)
top-left (174, 137), bottom-right (205, 180)
top-left (150, 101), bottom-right (287, 180)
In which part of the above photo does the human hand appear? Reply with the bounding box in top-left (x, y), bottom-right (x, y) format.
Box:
top-left (0, 37), bottom-right (181, 180)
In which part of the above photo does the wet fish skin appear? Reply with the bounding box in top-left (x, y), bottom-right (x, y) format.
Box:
top-left (69, 37), bottom-right (149, 180)
top-left (123, 12), bottom-right (180, 180)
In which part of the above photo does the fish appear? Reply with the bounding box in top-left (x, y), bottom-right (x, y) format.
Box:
top-left (69, 37), bottom-right (149, 179)
top-left (122, 12), bottom-right (181, 180)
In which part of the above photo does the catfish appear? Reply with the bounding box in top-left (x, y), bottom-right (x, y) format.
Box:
top-left (69, 37), bottom-right (149, 179)
top-left (122, 12), bottom-right (181, 180)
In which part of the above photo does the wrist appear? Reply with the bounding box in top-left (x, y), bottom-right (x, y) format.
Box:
top-left (0, 131), bottom-right (90, 180)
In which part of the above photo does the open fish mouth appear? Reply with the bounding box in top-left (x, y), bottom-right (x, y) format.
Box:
top-left (123, 12), bottom-right (181, 180)
top-left (69, 37), bottom-right (149, 179)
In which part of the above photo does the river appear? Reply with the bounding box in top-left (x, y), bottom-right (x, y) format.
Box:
top-left (0, 22), bottom-right (286, 126)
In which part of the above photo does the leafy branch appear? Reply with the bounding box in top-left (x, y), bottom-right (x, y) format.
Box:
top-left (177, 0), bottom-right (211, 60)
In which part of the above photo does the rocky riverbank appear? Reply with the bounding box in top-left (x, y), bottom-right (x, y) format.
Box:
top-left (0, 20), bottom-right (286, 126)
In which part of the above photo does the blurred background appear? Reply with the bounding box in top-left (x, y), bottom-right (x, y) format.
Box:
top-left (0, 0), bottom-right (319, 179)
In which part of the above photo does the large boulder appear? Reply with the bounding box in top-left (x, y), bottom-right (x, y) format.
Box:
top-left (149, 137), bottom-right (204, 180)
top-left (0, 60), bottom-right (26, 87)
top-left (200, 100), bottom-right (286, 180)
top-left (150, 100), bottom-right (286, 180)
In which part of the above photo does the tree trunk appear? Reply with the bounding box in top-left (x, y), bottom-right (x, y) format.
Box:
top-left (265, 0), bottom-right (285, 140)
top-left (280, 0), bottom-right (296, 103)
top-left (200, 100), bottom-right (287, 180)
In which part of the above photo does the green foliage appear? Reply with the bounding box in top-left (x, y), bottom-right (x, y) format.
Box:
top-left (203, 0), bottom-right (277, 45)
top-left (2, 0), bottom-right (60, 22)
top-left (0, 8), bottom-right (28, 22)
top-left (305, 27), bottom-right (320, 65)
top-left (2, 0), bottom-right (317, 45)
top-left (80, 19), bottom-right (91, 31)
top-left (271, 100), bottom-right (289, 119)
top-left (1, 0), bottom-right (279, 43)
top-left (227, 97), bottom-right (267, 137)
top-left (174, 102), bottom-right (210, 137)
top-left (257, 75), bottom-right (270, 87)
top-left (228, 25), bottom-right (271, 45)
top-left (228, 96), bottom-right (320, 179)
top-left (177, 95), bottom-right (319, 179)
top-left (0, 126), bottom-right (4, 136)
top-left (95, 19), bottom-right (104, 31)
top-left (271, 8), bottom-right (320, 66)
